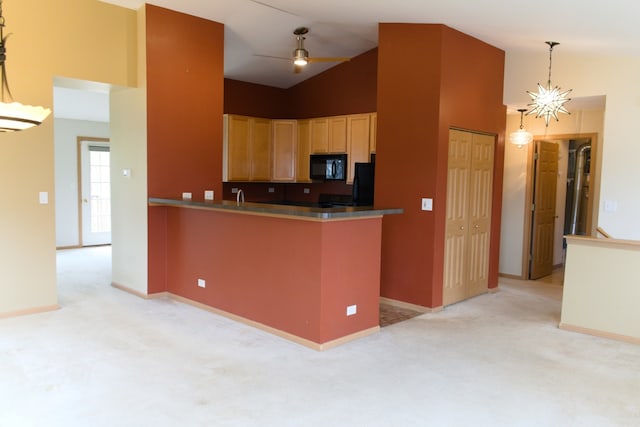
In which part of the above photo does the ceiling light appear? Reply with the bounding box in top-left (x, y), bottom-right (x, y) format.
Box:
top-left (509, 108), bottom-right (533, 148)
top-left (0, 0), bottom-right (50, 132)
top-left (293, 48), bottom-right (308, 66)
top-left (526, 41), bottom-right (571, 127)
top-left (292, 27), bottom-right (309, 67)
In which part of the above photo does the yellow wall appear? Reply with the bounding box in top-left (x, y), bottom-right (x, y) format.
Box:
top-left (561, 236), bottom-right (640, 343)
top-left (0, 0), bottom-right (137, 315)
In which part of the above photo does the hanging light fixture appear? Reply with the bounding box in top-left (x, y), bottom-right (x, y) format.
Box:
top-left (292, 27), bottom-right (309, 66)
top-left (0, 0), bottom-right (50, 132)
top-left (509, 108), bottom-right (533, 147)
top-left (526, 41), bottom-right (571, 127)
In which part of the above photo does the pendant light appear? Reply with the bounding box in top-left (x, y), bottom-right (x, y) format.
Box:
top-left (509, 108), bottom-right (533, 148)
top-left (526, 41), bottom-right (571, 126)
top-left (0, 0), bottom-right (51, 132)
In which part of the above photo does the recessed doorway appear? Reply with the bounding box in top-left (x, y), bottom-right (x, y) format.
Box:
top-left (523, 133), bottom-right (598, 280)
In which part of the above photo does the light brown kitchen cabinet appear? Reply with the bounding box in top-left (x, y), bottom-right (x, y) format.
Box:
top-left (250, 118), bottom-right (272, 181)
top-left (271, 120), bottom-right (297, 182)
top-left (346, 114), bottom-right (371, 183)
top-left (369, 113), bottom-right (377, 154)
top-left (223, 114), bottom-right (271, 182)
top-left (296, 119), bottom-right (312, 182)
top-left (223, 114), bottom-right (251, 181)
top-left (310, 118), bottom-right (329, 153)
top-left (328, 116), bottom-right (348, 153)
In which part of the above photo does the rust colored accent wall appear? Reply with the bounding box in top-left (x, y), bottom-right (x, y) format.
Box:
top-left (146, 5), bottom-right (224, 200)
top-left (287, 48), bottom-right (378, 118)
top-left (224, 79), bottom-right (291, 118)
top-left (376, 23), bottom-right (505, 308)
top-left (146, 5), bottom-right (224, 293)
top-left (164, 207), bottom-right (382, 344)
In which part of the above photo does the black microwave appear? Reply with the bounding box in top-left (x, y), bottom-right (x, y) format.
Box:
top-left (310, 154), bottom-right (347, 181)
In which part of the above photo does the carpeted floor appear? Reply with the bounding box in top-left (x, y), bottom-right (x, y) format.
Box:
top-left (1, 246), bottom-right (639, 427)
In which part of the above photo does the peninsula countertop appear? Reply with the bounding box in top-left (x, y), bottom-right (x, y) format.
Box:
top-left (149, 197), bottom-right (403, 220)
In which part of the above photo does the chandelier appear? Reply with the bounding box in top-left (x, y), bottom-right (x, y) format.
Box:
top-left (0, 0), bottom-right (51, 132)
top-left (526, 41), bottom-right (571, 126)
top-left (509, 108), bottom-right (533, 147)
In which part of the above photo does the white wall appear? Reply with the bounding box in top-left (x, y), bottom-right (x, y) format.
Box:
top-left (54, 118), bottom-right (110, 247)
top-left (499, 47), bottom-right (636, 276)
top-left (499, 109), bottom-right (605, 276)
top-left (504, 51), bottom-right (640, 240)
top-left (110, 6), bottom-right (149, 296)
top-left (110, 87), bottom-right (148, 295)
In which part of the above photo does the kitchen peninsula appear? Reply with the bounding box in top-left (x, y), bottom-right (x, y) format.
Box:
top-left (148, 197), bottom-right (402, 350)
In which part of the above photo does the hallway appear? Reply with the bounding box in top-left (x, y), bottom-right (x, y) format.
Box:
top-left (0, 247), bottom-right (638, 426)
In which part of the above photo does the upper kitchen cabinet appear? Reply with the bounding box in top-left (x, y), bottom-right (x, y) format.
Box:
top-left (223, 114), bottom-right (271, 182)
top-left (223, 114), bottom-right (251, 181)
top-left (310, 118), bottom-right (329, 153)
top-left (328, 116), bottom-right (348, 153)
top-left (272, 120), bottom-right (297, 182)
top-left (296, 120), bottom-right (312, 182)
top-left (310, 116), bottom-right (348, 154)
top-left (369, 113), bottom-right (377, 154)
top-left (250, 118), bottom-right (272, 181)
top-left (346, 114), bottom-right (372, 183)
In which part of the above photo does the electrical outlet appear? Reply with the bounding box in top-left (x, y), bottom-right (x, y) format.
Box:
top-left (204, 190), bottom-right (214, 200)
top-left (231, 188), bottom-right (239, 194)
top-left (197, 278), bottom-right (206, 288)
top-left (303, 188), bottom-right (310, 194)
top-left (421, 198), bottom-right (433, 211)
top-left (268, 187), bottom-right (275, 193)
top-left (182, 192), bottom-right (192, 200)
top-left (346, 305), bottom-right (357, 316)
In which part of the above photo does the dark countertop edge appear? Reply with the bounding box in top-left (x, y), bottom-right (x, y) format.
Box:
top-left (149, 198), bottom-right (403, 220)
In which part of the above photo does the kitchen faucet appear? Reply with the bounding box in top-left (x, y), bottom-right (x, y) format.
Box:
top-left (236, 189), bottom-right (245, 206)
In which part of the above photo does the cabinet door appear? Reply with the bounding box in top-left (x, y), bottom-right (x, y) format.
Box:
top-left (223, 114), bottom-right (251, 181)
top-left (310, 118), bottom-right (329, 153)
top-left (369, 113), bottom-right (377, 154)
top-left (272, 120), bottom-right (297, 182)
top-left (296, 120), bottom-right (312, 182)
top-left (347, 114), bottom-right (371, 183)
top-left (250, 118), bottom-right (271, 181)
top-left (328, 116), bottom-right (348, 153)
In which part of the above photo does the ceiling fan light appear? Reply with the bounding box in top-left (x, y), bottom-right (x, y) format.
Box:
top-left (293, 48), bottom-right (308, 66)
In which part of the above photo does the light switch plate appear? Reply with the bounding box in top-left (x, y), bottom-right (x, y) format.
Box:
top-left (421, 198), bottom-right (433, 211)
top-left (39, 192), bottom-right (48, 204)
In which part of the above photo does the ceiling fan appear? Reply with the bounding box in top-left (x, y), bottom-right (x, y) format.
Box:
top-left (292, 27), bottom-right (350, 70)
top-left (256, 27), bottom-right (350, 73)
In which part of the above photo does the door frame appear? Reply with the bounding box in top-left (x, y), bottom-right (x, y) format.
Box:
top-left (77, 136), bottom-right (110, 246)
top-left (521, 132), bottom-right (599, 280)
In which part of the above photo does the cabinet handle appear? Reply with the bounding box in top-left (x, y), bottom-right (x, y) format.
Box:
top-left (459, 226), bottom-right (464, 230)
top-left (474, 224), bottom-right (479, 229)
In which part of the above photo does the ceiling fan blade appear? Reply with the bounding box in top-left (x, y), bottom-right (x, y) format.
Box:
top-left (308, 57), bottom-right (351, 63)
top-left (254, 54), bottom-right (289, 61)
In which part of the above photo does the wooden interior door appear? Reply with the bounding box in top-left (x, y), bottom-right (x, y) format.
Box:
top-left (444, 130), bottom-right (472, 306)
top-left (444, 130), bottom-right (495, 306)
top-left (466, 133), bottom-right (494, 297)
top-left (529, 140), bottom-right (559, 279)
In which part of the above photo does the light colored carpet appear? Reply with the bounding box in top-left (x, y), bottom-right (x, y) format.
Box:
top-left (0, 246), bottom-right (639, 426)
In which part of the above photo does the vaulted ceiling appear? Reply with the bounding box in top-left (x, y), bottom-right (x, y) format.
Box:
top-left (57, 0), bottom-right (638, 120)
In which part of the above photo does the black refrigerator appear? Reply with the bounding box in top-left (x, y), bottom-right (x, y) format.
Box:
top-left (352, 162), bottom-right (375, 206)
